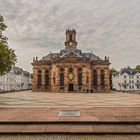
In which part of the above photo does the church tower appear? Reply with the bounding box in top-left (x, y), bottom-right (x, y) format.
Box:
top-left (65, 29), bottom-right (77, 49)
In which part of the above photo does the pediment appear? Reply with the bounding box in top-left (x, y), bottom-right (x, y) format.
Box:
top-left (59, 49), bottom-right (83, 59)
top-left (67, 51), bottom-right (76, 59)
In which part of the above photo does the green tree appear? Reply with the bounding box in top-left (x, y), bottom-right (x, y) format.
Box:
top-left (135, 65), bottom-right (140, 71)
top-left (0, 15), bottom-right (16, 76)
top-left (110, 67), bottom-right (117, 90)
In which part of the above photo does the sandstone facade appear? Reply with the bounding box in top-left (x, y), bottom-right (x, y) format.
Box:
top-left (32, 29), bottom-right (110, 93)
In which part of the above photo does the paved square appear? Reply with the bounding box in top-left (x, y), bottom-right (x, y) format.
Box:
top-left (0, 91), bottom-right (140, 134)
top-left (0, 91), bottom-right (140, 107)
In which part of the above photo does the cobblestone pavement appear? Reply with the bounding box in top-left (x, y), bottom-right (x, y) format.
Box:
top-left (0, 135), bottom-right (140, 140)
top-left (0, 91), bottom-right (140, 107)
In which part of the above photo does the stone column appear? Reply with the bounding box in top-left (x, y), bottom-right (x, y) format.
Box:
top-left (88, 69), bottom-right (91, 93)
top-left (56, 66), bottom-right (59, 92)
top-left (42, 69), bottom-right (46, 92)
top-left (33, 68), bottom-right (38, 92)
top-left (104, 67), bottom-right (110, 93)
top-left (97, 68), bottom-right (101, 93)
top-left (51, 65), bottom-right (55, 92)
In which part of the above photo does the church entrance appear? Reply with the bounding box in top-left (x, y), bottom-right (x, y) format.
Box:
top-left (68, 83), bottom-right (74, 92)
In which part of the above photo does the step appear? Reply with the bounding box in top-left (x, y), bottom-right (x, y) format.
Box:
top-left (0, 122), bottom-right (140, 134)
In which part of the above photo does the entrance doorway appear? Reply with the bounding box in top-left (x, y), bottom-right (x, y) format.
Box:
top-left (68, 84), bottom-right (74, 92)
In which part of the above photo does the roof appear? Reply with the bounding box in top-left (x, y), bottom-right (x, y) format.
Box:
top-left (41, 48), bottom-right (102, 61)
top-left (121, 67), bottom-right (140, 75)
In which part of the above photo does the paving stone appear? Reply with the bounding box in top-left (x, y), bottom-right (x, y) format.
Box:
top-left (46, 125), bottom-right (70, 132)
top-left (70, 125), bottom-right (93, 133)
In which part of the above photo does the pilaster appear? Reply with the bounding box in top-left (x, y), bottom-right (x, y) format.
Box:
top-left (33, 68), bottom-right (38, 92)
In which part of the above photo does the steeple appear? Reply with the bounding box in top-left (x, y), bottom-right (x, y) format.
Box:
top-left (65, 29), bottom-right (77, 49)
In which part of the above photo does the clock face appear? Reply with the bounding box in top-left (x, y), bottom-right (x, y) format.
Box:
top-left (69, 73), bottom-right (73, 80)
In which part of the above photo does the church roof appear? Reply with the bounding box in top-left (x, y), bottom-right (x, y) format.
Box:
top-left (42, 47), bottom-right (102, 61)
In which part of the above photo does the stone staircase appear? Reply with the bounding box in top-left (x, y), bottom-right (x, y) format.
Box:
top-left (0, 107), bottom-right (140, 134)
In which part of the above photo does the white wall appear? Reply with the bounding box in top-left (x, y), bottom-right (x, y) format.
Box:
top-left (0, 67), bottom-right (32, 92)
top-left (112, 72), bottom-right (140, 91)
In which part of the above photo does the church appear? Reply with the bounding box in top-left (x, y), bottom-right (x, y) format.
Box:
top-left (32, 29), bottom-right (110, 93)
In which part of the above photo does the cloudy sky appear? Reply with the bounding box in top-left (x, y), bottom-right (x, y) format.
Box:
top-left (0, 0), bottom-right (140, 72)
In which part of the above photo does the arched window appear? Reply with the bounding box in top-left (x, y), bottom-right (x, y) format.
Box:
top-left (101, 70), bottom-right (105, 86)
top-left (45, 70), bottom-right (49, 87)
top-left (69, 67), bottom-right (73, 73)
top-left (60, 68), bottom-right (64, 86)
top-left (78, 68), bottom-right (82, 86)
top-left (38, 70), bottom-right (42, 86)
top-left (93, 69), bottom-right (97, 86)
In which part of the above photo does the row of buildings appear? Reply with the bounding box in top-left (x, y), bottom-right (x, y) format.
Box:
top-left (1, 30), bottom-right (139, 93)
top-left (112, 67), bottom-right (140, 92)
top-left (0, 66), bottom-right (32, 92)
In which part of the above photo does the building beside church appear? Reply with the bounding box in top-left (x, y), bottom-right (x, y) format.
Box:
top-left (0, 66), bottom-right (32, 92)
top-left (32, 29), bottom-right (110, 93)
top-left (112, 67), bottom-right (140, 92)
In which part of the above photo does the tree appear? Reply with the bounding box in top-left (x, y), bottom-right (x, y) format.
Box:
top-left (110, 67), bottom-right (117, 90)
top-left (0, 15), bottom-right (16, 76)
top-left (135, 65), bottom-right (140, 71)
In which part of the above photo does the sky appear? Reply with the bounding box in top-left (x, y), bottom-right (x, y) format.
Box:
top-left (0, 0), bottom-right (140, 72)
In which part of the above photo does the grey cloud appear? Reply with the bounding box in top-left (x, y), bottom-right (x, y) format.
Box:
top-left (0, 0), bottom-right (140, 72)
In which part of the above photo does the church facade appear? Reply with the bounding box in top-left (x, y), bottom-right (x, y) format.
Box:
top-left (32, 29), bottom-right (110, 93)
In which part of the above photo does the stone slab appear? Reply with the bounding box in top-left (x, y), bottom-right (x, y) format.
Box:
top-left (58, 110), bottom-right (80, 117)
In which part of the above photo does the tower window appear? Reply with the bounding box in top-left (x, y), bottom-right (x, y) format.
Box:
top-left (70, 34), bottom-right (72, 41)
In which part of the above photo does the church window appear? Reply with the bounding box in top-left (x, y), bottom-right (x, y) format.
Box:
top-left (38, 70), bottom-right (42, 86)
top-left (101, 70), bottom-right (105, 86)
top-left (38, 74), bottom-right (42, 86)
top-left (93, 69), bottom-right (97, 86)
top-left (69, 67), bottom-right (73, 73)
top-left (53, 72), bottom-right (56, 84)
top-left (60, 68), bottom-right (64, 86)
top-left (46, 74), bottom-right (49, 86)
top-left (78, 73), bottom-right (82, 86)
top-left (78, 68), bottom-right (82, 86)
